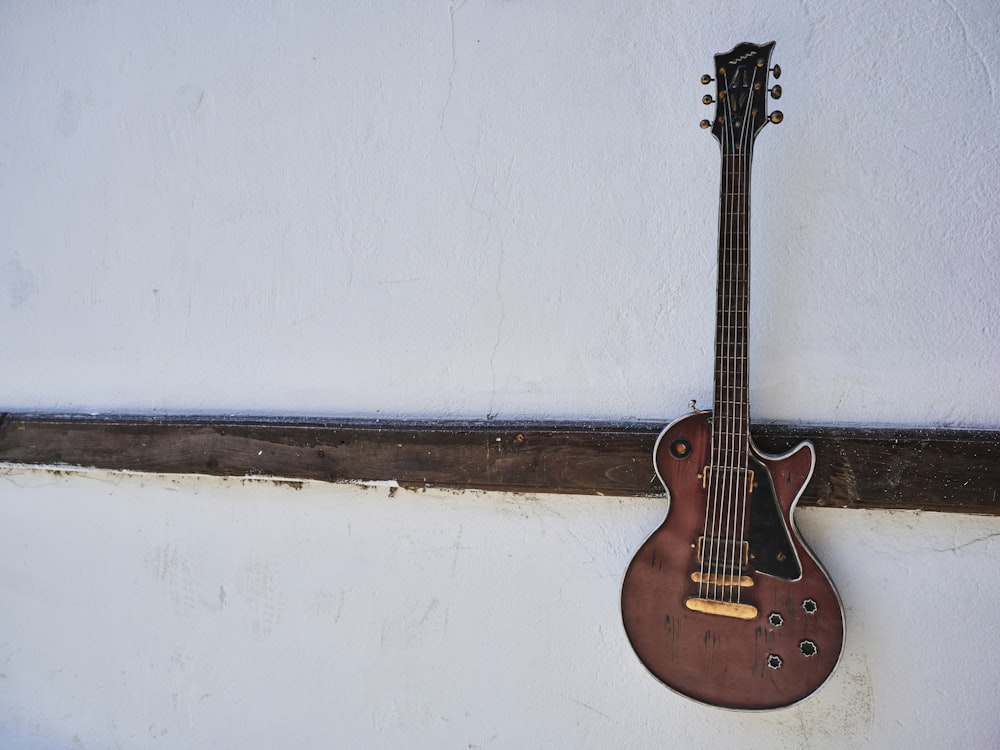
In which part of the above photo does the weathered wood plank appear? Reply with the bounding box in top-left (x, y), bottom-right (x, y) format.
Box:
top-left (0, 413), bottom-right (997, 514)
top-left (753, 425), bottom-right (1000, 515)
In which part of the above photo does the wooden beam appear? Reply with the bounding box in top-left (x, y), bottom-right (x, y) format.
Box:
top-left (0, 413), bottom-right (997, 515)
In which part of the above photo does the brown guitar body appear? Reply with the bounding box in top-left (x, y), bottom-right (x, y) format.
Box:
top-left (621, 411), bottom-right (844, 709)
top-left (622, 41), bottom-right (843, 708)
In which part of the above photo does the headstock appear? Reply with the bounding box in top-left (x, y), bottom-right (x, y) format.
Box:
top-left (699, 42), bottom-right (782, 154)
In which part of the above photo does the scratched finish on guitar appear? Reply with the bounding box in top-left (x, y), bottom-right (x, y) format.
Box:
top-left (621, 411), bottom-right (843, 709)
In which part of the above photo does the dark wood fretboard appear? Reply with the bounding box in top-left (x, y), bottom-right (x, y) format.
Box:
top-left (713, 152), bottom-right (752, 463)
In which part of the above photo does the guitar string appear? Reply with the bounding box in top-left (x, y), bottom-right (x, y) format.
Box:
top-left (733, 62), bottom-right (758, 603)
top-left (721, 72), bottom-right (737, 602)
top-left (725, 75), bottom-right (749, 603)
top-left (710, 66), bottom-right (735, 603)
top-left (706, 64), bottom-right (738, 602)
top-left (722, 66), bottom-right (743, 603)
top-left (724, 66), bottom-right (752, 603)
top-left (709, 64), bottom-right (735, 602)
top-left (732, 143), bottom-right (745, 604)
top-left (711, 60), bottom-right (760, 603)
top-left (703, 59), bottom-right (765, 601)
top-left (700, 63), bottom-right (725, 601)
top-left (720, 79), bottom-right (738, 603)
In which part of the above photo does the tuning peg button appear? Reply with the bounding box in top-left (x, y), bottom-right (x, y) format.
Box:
top-left (770, 85), bottom-right (782, 100)
top-left (700, 74), bottom-right (714, 85)
top-left (701, 94), bottom-right (714, 105)
top-left (771, 64), bottom-right (781, 79)
top-left (769, 110), bottom-right (784, 124)
top-left (699, 119), bottom-right (711, 129)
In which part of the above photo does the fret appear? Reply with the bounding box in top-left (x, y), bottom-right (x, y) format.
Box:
top-left (713, 395), bottom-right (750, 406)
top-left (714, 378), bottom-right (749, 385)
top-left (707, 445), bottom-right (750, 458)
top-left (714, 404), bottom-right (749, 412)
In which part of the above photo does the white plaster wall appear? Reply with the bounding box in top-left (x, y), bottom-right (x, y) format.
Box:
top-left (1, 468), bottom-right (1000, 749)
top-left (2, 1), bottom-right (998, 425)
top-left (2, 2), bottom-right (1000, 748)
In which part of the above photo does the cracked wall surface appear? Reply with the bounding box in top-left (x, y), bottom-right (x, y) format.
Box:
top-left (1, 2), bottom-right (999, 748)
top-left (1, 1), bottom-right (998, 426)
top-left (2, 468), bottom-right (999, 748)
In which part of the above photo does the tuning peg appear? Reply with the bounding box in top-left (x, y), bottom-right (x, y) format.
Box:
top-left (701, 94), bottom-right (714, 105)
top-left (699, 119), bottom-right (711, 129)
top-left (769, 110), bottom-right (784, 124)
top-left (770, 85), bottom-right (782, 100)
top-left (770, 64), bottom-right (781, 79)
top-left (700, 74), bottom-right (714, 85)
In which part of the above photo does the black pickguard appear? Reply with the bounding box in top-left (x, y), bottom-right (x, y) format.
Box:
top-left (746, 456), bottom-right (801, 580)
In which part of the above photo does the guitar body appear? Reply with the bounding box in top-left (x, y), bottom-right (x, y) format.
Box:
top-left (621, 411), bottom-right (844, 709)
top-left (621, 42), bottom-right (843, 708)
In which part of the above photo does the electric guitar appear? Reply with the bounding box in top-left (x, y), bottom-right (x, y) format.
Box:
top-left (620, 42), bottom-right (844, 710)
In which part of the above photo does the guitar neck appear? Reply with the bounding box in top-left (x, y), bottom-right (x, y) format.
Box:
top-left (713, 152), bottom-right (752, 456)
top-left (701, 39), bottom-right (778, 462)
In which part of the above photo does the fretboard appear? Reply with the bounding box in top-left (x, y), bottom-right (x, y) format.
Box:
top-left (713, 152), bottom-right (752, 460)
